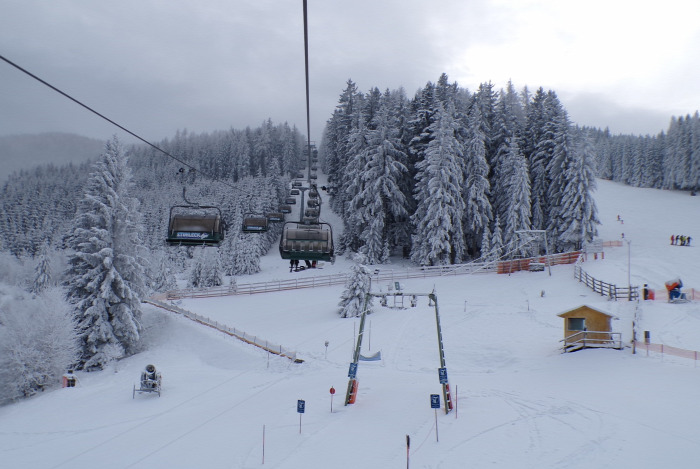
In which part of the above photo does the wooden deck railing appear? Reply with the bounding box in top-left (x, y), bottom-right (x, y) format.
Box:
top-left (561, 330), bottom-right (622, 352)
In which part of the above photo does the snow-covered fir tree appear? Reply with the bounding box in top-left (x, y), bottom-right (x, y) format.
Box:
top-left (411, 103), bottom-right (466, 265)
top-left (64, 136), bottom-right (148, 370)
top-left (31, 241), bottom-right (53, 294)
top-left (557, 133), bottom-right (600, 250)
top-left (350, 101), bottom-right (409, 264)
top-left (337, 257), bottom-right (373, 318)
top-left (149, 250), bottom-right (177, 292)
top-left (462, 102), bottom-right (493, 256)
top-left (502, 136), bottom-right (532, 255)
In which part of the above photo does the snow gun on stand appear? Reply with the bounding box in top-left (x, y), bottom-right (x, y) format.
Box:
top-left (665, 278), bottom-right (689, 303)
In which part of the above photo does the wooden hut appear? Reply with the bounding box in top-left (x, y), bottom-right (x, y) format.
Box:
top-left (557, 305), bottom-right (621, 352)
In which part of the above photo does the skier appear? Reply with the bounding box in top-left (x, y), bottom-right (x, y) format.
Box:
top-left (671, 235), bottom-right (675, 245)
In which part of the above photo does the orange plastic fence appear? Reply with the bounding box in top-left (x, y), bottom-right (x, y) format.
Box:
top-left (635, 341), bottom-right (700, 362)
top-left (497, 251), bottom-right (581, 274)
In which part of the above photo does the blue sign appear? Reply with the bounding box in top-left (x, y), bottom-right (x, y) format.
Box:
top-left (430, 394), bottom-right (440, 409)
top-left (348, 362), bottom-right (358, 379)
top-left (438, 367), bottom-right (448, 384)
top-left (297, 399), bottom-right (305, 413)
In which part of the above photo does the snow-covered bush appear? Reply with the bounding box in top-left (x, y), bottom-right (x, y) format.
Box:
top-left (337, 256), bottom-right (373, 318)
top-left (0, 286), bottom-right (79, 404)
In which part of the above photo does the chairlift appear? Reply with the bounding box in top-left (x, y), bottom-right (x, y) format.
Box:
top-left (307, 199), bottom-right (319, 208)
top-left (292, 181), bottom-right (303, 187)
top-left (267, 212), bottom-right (285, 223)
top-left (285, 197), bottom-right (297, 205)
top-left (305, 207), bottom-right (320, 217)
top-left (311, 165), bottom-right (317, 171)
top-left (167, 205), bottom-right (225, 246)
top-left (242, 213), bottom-right (269, 233)
top-left (310, 173), bottom-right (318, 180)
top-left (279, 222), bottom-right (334, 262)
top-left (290, 189), bottom-right (300, 195)
top-left (279, 204), bottom-right (292, 214)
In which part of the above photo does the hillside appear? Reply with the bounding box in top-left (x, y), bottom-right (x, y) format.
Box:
top-left (1, 179), bottom-right (699, 468)
top-left (0, 132), bottom-right (104, 182)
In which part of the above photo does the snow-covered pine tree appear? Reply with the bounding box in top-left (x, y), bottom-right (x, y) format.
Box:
top-left (462, 102), bottom-right (493, 256)
top-left (502, 137), bottom-right (532, 255)
top-left (557, 132), bottom-right (600, 250)
top-left (490, 215), bottom-right (504, 261)
top-left (524, 88), bottom-right (550, 231)
top-left (411, 103), bottom-right (466, 265)
top-left (337, 258), bottom-right (373, 318)
top-left (65, 136), bottom-right (147, 370)
top-left (150, 250), bottom-right (177, 292)
top-left (189, 247), bottom-right (224, 288)
top-left (227, 233), bottom-right (262, 275)
top-left (31, 241), bottom-right (53, 294)
top-left (350, 101), bottom-right (409, 264)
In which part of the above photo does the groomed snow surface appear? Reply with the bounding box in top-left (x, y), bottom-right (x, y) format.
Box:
top-left (2, 179), bottom-right (700, 468)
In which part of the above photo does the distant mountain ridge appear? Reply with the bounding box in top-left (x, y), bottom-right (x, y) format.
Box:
top-left (0, 132), bottom-right (105, 182)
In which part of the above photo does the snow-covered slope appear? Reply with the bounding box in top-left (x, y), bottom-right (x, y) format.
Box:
top-left (2, 179), bottom-right (700, 469)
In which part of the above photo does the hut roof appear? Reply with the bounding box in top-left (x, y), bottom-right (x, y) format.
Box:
top-left (557, 305), bottom-right (616, 319)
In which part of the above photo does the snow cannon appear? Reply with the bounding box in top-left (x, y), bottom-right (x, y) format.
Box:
top-left (665, 278), bottom-right (682, 292)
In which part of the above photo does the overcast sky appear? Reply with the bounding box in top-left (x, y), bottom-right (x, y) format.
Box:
top-left (2, 0), bottom-right (699, 148)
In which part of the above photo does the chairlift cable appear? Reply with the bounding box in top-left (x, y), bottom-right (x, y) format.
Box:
top-left (0, 53), bottom-right (236, 190)
top-left (303, 0), bottom-right (313, 181)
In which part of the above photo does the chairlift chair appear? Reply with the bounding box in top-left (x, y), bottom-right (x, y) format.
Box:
top-left (310, 173), bottom-right (318, 180)
top-left (279, 222), bottom-right (334, 262)
top-left (305, 208), bottom-right (320, 217)
top-left (292, 181), bottom-right (303, 187)
top-left (279, 204), bottom-right (292, 214)
top-left (167, 205), bottom-right (225, 246)
top-left (242, 214), bottom-right (269, 233)
top-left (267, 212), bottom-right (285, 223)
top-left (307, 199), bottom-right (319, 208)
top-left (290, 189), bottom-right (300, 195)
top-left (285, 197), bottom-right (297, 204)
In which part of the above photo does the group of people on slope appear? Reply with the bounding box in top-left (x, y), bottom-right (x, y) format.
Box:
top-left (670, 235), bottom-right (692, 246)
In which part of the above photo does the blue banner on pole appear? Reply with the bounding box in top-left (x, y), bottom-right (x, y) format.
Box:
top-left (297, 399), bottom-right (305, 413)
top-left (348, 362), bottom-right (358, 379)
top-left (430, 394), bottom-right (440, 409)
top-left (438, 367), bottom-right (448, 384)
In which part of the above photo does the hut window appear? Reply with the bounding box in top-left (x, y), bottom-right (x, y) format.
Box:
top-left (568, 318), bottom-right (585, 331)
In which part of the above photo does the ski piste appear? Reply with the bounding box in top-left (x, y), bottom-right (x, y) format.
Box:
top-left (344, 290), bottom-right (453, 414)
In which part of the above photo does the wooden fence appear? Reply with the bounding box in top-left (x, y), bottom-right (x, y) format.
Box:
top-left (573, 263), bottom-right (639, 301)
top-left (160, 250), bottom-right (583, 300)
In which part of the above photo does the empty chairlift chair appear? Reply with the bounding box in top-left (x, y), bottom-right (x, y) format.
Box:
top-left (279, 222), bottom-right (334, 262)
top-left (267, 212), bottom-right (285, 223)
top-left (278, 204), bottom-right (292, 214)
top-left (242, 214), bottom-right (269, 233)
top-left (167, 206), bottom-right (225, 246)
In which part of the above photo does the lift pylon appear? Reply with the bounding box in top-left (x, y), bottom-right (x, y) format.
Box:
top-left (344, 290), bottom-right (453, 414)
